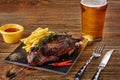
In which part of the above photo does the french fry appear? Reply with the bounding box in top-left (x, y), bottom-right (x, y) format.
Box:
top-left (21, 27), bottom-right (52, 52)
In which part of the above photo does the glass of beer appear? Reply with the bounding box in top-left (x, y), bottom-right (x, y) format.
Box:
top-left (80, 0), bottom-right (108, 41)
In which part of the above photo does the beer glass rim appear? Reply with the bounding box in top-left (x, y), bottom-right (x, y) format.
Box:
top-left (80, 0), bottom-right (107, 7)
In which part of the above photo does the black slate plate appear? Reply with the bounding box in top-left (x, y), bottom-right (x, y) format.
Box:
top-left (4, 40), bottom-right (88, 75)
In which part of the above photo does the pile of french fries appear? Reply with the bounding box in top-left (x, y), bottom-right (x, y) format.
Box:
top-left (21, 27), bottom-right (52, 52)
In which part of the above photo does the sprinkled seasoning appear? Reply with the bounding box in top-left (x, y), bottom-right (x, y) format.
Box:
top-left (9, 53), bottom-right (21, 61)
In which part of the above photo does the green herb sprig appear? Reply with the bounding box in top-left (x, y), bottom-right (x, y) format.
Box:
top-left (37, 32), bottom-right (55, 51)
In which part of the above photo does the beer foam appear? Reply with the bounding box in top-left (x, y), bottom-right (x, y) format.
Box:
top-left (81, 0), bottom-right (107, 7)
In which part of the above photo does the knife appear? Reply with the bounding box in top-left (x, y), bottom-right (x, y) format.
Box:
top-left (92, 49), bottom-right (114, 80)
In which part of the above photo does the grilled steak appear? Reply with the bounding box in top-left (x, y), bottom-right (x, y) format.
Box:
top-left (27, 34), bottom-right (80, 66)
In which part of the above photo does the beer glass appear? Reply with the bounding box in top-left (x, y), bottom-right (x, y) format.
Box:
top-left (81, 0), bottom-right (107, 41)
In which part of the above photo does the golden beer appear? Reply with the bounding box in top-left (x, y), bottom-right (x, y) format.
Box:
top-left (81, 0), bottom-right (107, 41)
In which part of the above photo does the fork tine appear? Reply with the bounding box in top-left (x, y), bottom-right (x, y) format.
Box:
top-left (94, 41), bottom-right (105, 54)
top-left (98, 42), bottom-right (105, 53)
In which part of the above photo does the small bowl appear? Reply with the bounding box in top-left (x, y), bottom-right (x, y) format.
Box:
top-left (0, 24), bottom-right (24, 44)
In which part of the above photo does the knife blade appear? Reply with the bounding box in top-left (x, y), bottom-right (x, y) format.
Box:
top-left (92, 49), bottom-right (114, 80)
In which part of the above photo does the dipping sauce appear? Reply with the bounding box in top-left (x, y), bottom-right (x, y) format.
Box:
top-left (0, 23), bottom-right (24, 44)
top-left (5, 28), bottom-right (19, 32)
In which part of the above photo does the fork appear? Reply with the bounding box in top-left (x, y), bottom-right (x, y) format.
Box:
top-left (74, 41), bottom-right (105, 80)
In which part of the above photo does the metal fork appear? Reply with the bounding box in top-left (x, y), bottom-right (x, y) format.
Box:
top-left (74, 41), bottom-right (105, 80)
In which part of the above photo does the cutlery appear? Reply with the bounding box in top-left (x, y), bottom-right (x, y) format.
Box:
top-left (74, 42), bottom-right (105, 80)
top-left (92, 49), bottom-right (114, 80)
top-left (6, 65), bottom-right (24, 79)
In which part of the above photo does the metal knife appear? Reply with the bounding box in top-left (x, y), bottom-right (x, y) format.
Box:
top-left (92, 49), bottom-right (114, 80)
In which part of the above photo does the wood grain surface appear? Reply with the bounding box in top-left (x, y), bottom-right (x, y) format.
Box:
top-left (0, 0), bottom-right (120, 80)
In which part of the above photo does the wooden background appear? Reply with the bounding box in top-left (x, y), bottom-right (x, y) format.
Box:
top-left (0, 0), bottom-right (120, 80)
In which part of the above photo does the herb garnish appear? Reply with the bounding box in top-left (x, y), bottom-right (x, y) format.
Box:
top-left (37, 32), bottom-right (55, 50)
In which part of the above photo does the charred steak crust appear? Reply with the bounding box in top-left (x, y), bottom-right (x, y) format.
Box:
top-left (27, 34), bottom-right (80, 66)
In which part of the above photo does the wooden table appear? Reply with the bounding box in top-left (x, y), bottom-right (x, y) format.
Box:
top-left (0, 0), bottom-right (120, 80)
